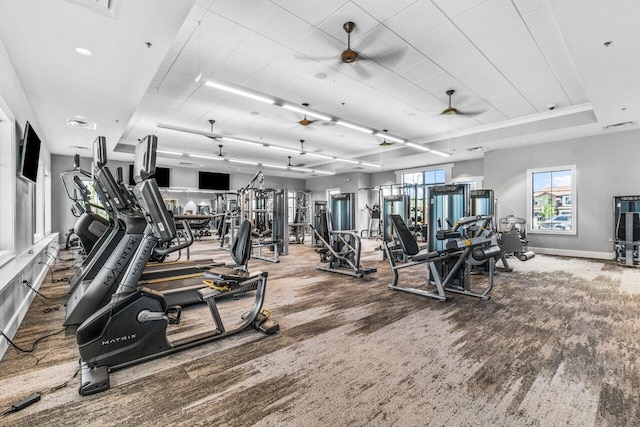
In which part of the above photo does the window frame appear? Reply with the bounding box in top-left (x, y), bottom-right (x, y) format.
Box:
top-left (0, 105), bottom-right (16, 267)
top-left (527, 165), bottom-right (577, 235)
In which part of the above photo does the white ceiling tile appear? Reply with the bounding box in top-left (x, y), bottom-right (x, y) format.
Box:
top-left (522, 5), bottom-right (558, 35)
top-left (557, 75), bottom-right (588, 104)
top-left (258, 7), bottom-right (316, 48)
top-left (512, 0), bottom-right (548, 15)
top-left (356, 25), bottom-right (407, 59)
top-left (318, 2), bottom-right (378, 43)
top-left (464, 71), bottom-right (513, 99)
top-left (396, 58), bottom-right (442, 82)
top-left (250, 64), bottom-right (297, 88)
top-left (278, 0), bottom-right (349, 26)
top-left (432, 0), bottom-right (488, 18)
top-left (183, 4), bottom-right (208, 28)
top-left (292, 29), bottom-right (345, 60)
top-left (221, 52), bottom-right (269, 80)
top-left (453, 0), bottom-right (520, 38)
top-left (385, 0), bottom-right (448, 41)
top-left (543, 47), bottom-right (580, 78)
top-left (411, 21), bottom-right (467, 57)
top-left (472, 107), bottom-right (508, 124)
top-left (485, 38), bottom-right (539, 68)
top-left (518, 79), bottom-right (570, 111)
top-left (208, 0), bottom-right (280, 28)
top-left (448, 56), bottom-right (497, 83)
top-left (501, 55), bottom-right (556, 85)
top-left (415, 72), bottom-right (461, 95)
top-left (352, 0), bottom-right (419, 22)
top-left (199, 11), bottom-right (251, 49)
top-left (430, 40), bottom-right (483, 70)
top-left (487, 95), bottom-right (537, 118)
top-left (534, 28), bottom-right (566, 53)
top-left (236, 33), bottom-right (288, 64)
top-left (471, 18), bottom-right (530, 54)
top-left (185, 38), bottom-right (234, 68)
top-left (376, 46), bottom-right (424, 72)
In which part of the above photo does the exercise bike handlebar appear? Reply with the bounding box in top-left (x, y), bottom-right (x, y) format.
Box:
top-left (153, 220), bottom-right (193, 256)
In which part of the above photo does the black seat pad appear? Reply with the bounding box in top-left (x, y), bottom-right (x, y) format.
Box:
top-left (390, 214), bottom-right (420, 256)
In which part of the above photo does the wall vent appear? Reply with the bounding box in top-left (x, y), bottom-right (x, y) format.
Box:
top-left (603, 121), bottom-right (636, 130)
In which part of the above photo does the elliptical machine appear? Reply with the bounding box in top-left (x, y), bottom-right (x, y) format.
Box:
top-left (76, 135), bottom-right (278, 396)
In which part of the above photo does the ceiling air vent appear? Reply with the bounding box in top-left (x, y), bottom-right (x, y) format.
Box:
top-left (467, 146), bottom-right (488, 152)
top-left (65, 0), bottom-right (120, 18)
top-left (66, 118), bottom-right (97, 130)
top-left (603, 121), bottom-right (636, 131)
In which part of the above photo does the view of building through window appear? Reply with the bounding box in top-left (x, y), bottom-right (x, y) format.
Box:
top-left (531, 168), bottom-right (574, 231)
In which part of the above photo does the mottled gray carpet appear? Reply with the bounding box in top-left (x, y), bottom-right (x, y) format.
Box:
top-left (1, 237), bottom-right (639, 426)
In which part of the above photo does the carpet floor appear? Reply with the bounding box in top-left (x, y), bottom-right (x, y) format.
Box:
top-left (0, 236), bottom-right (639, 426)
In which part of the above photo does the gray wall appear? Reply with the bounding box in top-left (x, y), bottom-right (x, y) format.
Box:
top-left (484, 129), bottom-right (640, 255)
top-left (51, 154), bottom-right (306, 242)
top-left (306, 172), bottom-right (372, 231)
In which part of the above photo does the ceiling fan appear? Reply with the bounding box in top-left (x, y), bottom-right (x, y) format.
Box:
top-left (440, 90), bottom-right (485, 117)
top-left (298, 115), bottom-right (315, 127)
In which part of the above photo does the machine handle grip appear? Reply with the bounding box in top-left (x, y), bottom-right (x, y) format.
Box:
top-left (154, 220), bottom-right (193, 256)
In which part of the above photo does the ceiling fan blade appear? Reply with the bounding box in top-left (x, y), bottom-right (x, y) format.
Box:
top-left (352, 61), bottom-right (371, 79)
top-left (457, 109), bottom-right (487, 117)
top-left (362, 45), bottom-right (408, 67)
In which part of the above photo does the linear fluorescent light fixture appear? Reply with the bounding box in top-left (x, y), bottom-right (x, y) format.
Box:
top-left (312, 169), bottom-right (334, 175)
top-left (374, 132), bottom-right (404, 143)
top-left (220, 136), bottom-right (263, 148)
top-left (289, 166), bottom-right (312, 172)
top-left (262, 163), bottom-right (288, 169)
top-left (188, 154), bottom-right (223, 160)
top-left (303, 152), bottom-right (334, 159)
top-left (406, 142), bottom-right (432, 152)
top-left (157, 150), bottom-right (183, 156)
top-left (282, 104), bottom-right (332, 121)
top-left (205, 80), bottom-right (275, 104)
top-left (335, 158), bottom-right (360, 164)
top-left (266, 145), bottom-right (301, 154)
top-left (229, 159), bottom-right (259, 165)
top-left (429, 148), bottom-right (452, 157)
top-left (360, 162), bottom-right (383, 168)
top-left (335, 120), bottom-right (373, 134)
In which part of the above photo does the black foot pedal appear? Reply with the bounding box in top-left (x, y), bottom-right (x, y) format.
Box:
top-left (166, 305), bottom-right (182, 325)
top-left (241, 310), bottom-right (280, 335)
top-left (254, 314), bottom-right (279, 335)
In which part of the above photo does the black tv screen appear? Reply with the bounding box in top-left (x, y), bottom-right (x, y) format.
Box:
top-left (155, 167), bottom-right (170, 188)
top-left (199, 171), bottom-right (229, 190)
top-left (128, 164), bottom-right (170, 187)
top-left (20, 121), bottom-right (41, 183)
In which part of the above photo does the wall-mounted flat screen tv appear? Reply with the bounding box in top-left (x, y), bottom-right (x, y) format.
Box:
top-left (129, 164), bottom-right (171, 187)
top-left (20, 121), bottom-right (41, 183)
top-left (199, 171), bottom-right (230, 190)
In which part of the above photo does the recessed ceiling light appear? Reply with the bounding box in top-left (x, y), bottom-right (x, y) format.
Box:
top-left (75, 115), bottom-right (87, 119)
top-left (74, 47), bottom-right (92, 56)
top-left (315, 72), bottom-right (328, 79)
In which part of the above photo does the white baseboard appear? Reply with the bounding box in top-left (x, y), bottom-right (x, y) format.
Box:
top-left (528, 246), bottom-right (614, 260)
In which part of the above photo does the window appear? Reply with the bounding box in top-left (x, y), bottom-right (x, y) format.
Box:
top-left (402, 169), bottom-right (445, 186)
top-left (527, 165), bottom-right (576, 234)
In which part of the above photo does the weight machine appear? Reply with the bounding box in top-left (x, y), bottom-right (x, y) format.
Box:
top-left (310, 193), bottom-right (376, 278)
top-left (239, 172), bottom-right (287, 263)
top-left (613, 195), bottom-right (640, 267)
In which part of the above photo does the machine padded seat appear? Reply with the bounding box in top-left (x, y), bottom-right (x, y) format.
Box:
top-left (389, 214), bottom-right (420, 256)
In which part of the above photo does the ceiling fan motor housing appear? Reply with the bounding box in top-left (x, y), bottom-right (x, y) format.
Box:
top-left (342, 49), bottom-right (358, 63)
